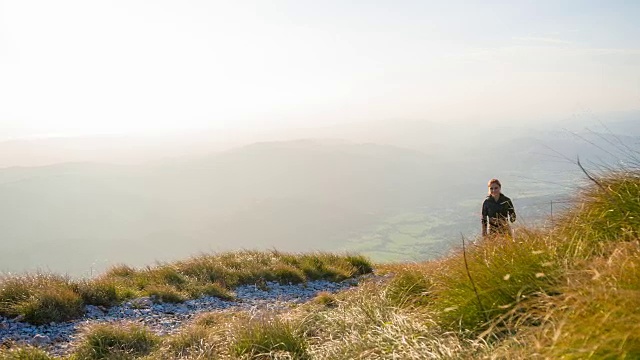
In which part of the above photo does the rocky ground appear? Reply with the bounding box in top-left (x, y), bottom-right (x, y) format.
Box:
top-left (0, 278), bottom-right (361, 357)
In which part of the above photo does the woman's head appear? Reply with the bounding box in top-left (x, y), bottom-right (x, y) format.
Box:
top-left (488, 178), bottom-right (501, 196)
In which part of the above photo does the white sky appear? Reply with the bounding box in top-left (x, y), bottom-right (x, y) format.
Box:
top-left (1, 0), bottom-right (639, 139)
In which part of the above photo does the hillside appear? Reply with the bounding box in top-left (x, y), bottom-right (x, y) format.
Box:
top-left (0, 163), bottom-right (639, 359)
top-left (0, 140), bottom-right (442, 275)
top-left (2, 128), bottom-right (632, 275)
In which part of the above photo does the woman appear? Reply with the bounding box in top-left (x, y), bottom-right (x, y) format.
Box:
top-left (481, 178), bottom-right (516, 236)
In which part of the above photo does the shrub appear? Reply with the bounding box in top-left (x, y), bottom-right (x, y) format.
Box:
top-left (74, 323), bottom-right (159, 360)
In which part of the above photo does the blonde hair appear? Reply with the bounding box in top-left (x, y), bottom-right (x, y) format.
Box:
top-left (487, 178), bottom-right (501, 195)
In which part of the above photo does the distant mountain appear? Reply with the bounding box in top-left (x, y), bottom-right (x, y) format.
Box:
top-left (0, 132), bottom-right (247, 168)
top-left (0, 140), bottom-right (444, 275)
top-left (1, 113), bottom-right (636, 168)
top-left (1, 125), bottom-right (637, 275)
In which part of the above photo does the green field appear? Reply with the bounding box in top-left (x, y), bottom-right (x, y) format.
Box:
top-left (343, 212), bottom-right (459, 263)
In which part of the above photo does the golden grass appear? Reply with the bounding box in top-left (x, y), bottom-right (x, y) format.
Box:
top-left (0, 347), bottom-right (53, 360)
top-left (73, 322), bottom-right (160, 360)
top-left (0, 252), bottom-right (372, 325)
top-left (1, 169), bottom-right (639, 359)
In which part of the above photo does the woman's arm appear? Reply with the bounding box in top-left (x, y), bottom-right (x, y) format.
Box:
top-left (507, 199), bottom-right (516, 222)
top-left (481, 201), bottom-right (488, 236)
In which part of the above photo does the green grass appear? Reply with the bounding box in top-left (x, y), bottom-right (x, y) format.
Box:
top-left (1, 167), bottom-right (639, 359)
top-left (192, 311), bottom-right (242, 329)
top-left (0, 347), bottom-right (53, 360)
top-left (73, 279), bottom-right (119, 307)
top-left (524, 241), bottom-right (640, 359)
top-left (269, 264), bottom-right (306, 284)
top-left (154, 325), bottom-right (217, 359)
top-left (299, 281), bottom-right (470, 359)
top-left (231, 317), bottom-right (308, 359)
top-left (0, 252), bottom-right (373, 325)
top-left (426, 229), bottom-right (562, 334)
top-left (17, 287), bottom-right (84, 325)
top-left (312, 291), bottom-right (338, 308)
top-left (557, 171), bottom-right (640, 256)
top-left (186, 282), bottom-right (234, 300)
top-left (0, 274), bottom-right (84, 325)
top-left (383, 267), bottom-right (432, 308)
top-left (74, 323), bottom-right (160, 360)
top-left (144, 284), bottom-right (186, 304)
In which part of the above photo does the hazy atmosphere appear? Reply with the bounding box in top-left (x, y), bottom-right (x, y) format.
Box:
top-left (1, 1), bottom-right (639, 276)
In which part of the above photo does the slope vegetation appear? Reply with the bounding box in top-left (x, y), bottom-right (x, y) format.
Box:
top-left (1, 168), bottom-right (639, 359)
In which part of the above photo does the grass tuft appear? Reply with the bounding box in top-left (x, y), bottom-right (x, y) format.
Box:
top-left (530, 241), bottom-right (640, 359)
top-left (557, 171), bottom-right (640, 256)
top-left (345, 254), bottom-right (375, 275)
top-left (193, 312), bottom-right (227, 328)
top-left (1, 252), bottom-right (369, 325)
top-left (74, 323), bottom-right (159, 360)
top-left (0, 278), bottom-right (33, 318)
top-left (271, 264), bottom-right (306, 285)
top-left (188, 282), bottom-right (235, 301)
top-left (300, 281), bottom-right (472, 359)
top-left (74, 279), bottom-right (119, 307)
top-left (429, 230), bottom-right (561, 333)
top-left (231, 317), bottom-right (308, 359)
top-left (158, 325), bottom-right (216, 359)
top-left (313, 291), bottom-right (338, 308)
top-left (0, 347), bottom-right (53, 360)
top-left (145, 285), bottom-right (186, 304)
top-left (5, 165), bottom-right (639, 358)
top-left (104, 265), bottom-right (137, 278)
top-left (384, 268), bottom-right (432, 308)
top-left (150, 266), bottom-right (189, 289)
top-left (16, 287), bottom-right (84, 325)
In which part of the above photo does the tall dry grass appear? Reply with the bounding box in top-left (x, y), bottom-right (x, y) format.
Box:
top-left (1, 166), bottom-right (639, 359)
top-left (0, 252), bottom-right (372, 325)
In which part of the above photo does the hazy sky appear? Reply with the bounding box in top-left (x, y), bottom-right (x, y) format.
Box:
top-left (1, 0), bottom-right (639, 139)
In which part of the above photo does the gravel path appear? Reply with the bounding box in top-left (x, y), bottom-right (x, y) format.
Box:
top-left (0, 278), bottom-right (361, 357)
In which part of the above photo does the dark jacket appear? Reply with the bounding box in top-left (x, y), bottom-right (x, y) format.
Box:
top-left (481, 194), bottom-right (516, 231)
